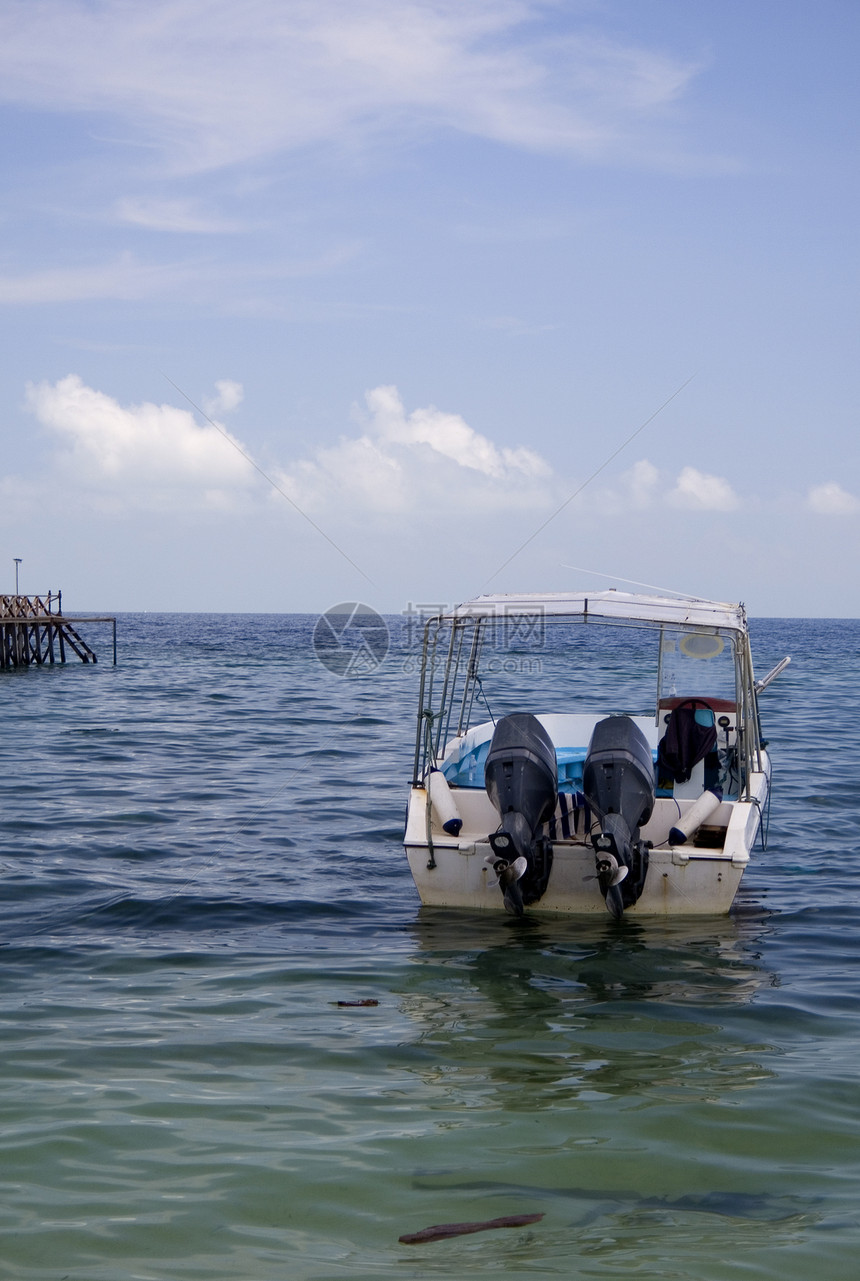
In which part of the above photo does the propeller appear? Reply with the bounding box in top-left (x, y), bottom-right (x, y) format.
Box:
top-left (483, 853), bottom-right (528, 916)
top-left (583, 851), bottom-right (629, 919)
top-left (596, 852), bottom-right (629, 889)
top-left (584, 853), bottom-right (628, 887)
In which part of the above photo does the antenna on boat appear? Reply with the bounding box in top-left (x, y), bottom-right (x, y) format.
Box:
top-left (559, 564), bottom-right (716, 601)
top-left (481, 375), bottom-right (695, 587)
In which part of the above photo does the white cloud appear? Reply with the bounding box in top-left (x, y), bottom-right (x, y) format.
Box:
top-left (22, 376), bottom-right (553, 520)
top-left (0, 1), bottom-right (701, 174)
top-left (114, 198), bottom-right (247, 234)
top-left (21, 375), bottom-right (749, 534)
top-left (276, 384), bottom-right (552, 513)
top-left (284, 433), bottom-right (407, 514)
top-left (669, 465), bottom-right (739, 511)
top-left (625, 458), bottom-right (661, 506)
top-left (205, 380), bottom-right (244, 416)
top-left (618, 459), bottom-right (739, 512)
top-left (366, 384), bottom-right (548, 480)
top-left (0, 255), bottom-right (197, 304)
top-left (23, 374), bottom-right (551, 520)
top-left (26, 375), bottom-right (256, 508)
top-left (0, 244), bottom-right (359, 305)
top-left (807, 482), bottom-right (860, 516)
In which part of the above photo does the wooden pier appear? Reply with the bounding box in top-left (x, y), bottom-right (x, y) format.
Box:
top-left (0, 592), bottom-right (116, 670)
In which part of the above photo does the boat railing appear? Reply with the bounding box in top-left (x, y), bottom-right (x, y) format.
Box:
top-left (411, 604), bottom-right (766, 798)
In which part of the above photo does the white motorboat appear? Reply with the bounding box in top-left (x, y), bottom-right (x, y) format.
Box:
top-left (404, 591), bottom-right (789, 918)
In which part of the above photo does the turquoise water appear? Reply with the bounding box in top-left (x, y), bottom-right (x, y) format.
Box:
top-left (0, 615), bottom-right (857, 1279)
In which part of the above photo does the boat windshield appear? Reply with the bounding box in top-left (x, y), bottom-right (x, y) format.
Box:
top-left (657, 629), bottom-right (737, 702)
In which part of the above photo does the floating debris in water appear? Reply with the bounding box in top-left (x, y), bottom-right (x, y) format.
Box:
top-left (333, 999), bottom-right (379, 1007)
top-left (399, 1213), bottom-right (544, 1244)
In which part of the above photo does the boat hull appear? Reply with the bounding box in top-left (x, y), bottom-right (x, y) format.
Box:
top-left (404, 764), bottom-right (769, 917)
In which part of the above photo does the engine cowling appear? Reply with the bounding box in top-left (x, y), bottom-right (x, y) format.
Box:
top-left (484, 713), bottom-right (558, 913)
top-left (582, 715), bottom-right (654, 917)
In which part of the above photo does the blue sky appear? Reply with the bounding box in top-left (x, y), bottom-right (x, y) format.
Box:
top-left (1, 0), bottom-right (857, 616)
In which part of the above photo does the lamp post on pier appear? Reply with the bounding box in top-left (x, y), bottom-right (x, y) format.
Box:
top-left (13, 558), bottom-right (21, 596)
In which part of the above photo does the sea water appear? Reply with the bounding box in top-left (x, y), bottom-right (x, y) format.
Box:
top-left (0, 614), bottom-right (857, 1280)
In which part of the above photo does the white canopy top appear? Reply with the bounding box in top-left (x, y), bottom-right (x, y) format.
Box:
top-left (445, 590), bottom-right (748, 635)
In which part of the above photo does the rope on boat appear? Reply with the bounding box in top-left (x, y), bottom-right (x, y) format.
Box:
top-left (421, 709), bottom-right (437, 769)
top-left (424, 782), bottom-right (436, 870)
top-left (474, 673), bottom-right (496, 726)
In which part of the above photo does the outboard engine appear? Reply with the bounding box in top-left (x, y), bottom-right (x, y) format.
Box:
top-left (484, 713), bottom-right (558, 915)
top-left (582, 715), bottom-right (655, 919)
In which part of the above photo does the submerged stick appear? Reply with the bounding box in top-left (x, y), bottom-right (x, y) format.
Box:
top-left (399, 1213), bottom-right (544, 1244)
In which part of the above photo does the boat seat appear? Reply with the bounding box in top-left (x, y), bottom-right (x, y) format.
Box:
top-left (443, 742), bottom-right (660, 794)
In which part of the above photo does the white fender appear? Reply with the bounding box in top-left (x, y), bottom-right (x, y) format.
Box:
top-left (669, 787), bottom-right (722, 845)
top-left (428, 769), bottom-right (463, 836)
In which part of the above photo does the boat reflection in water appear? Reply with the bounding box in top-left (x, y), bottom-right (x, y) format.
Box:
top-left (396, 902), bottom-right (778, 1109)
top-left (392, 905), bottom-right (815, 1241)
